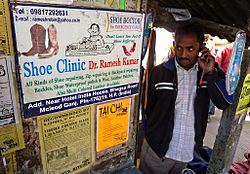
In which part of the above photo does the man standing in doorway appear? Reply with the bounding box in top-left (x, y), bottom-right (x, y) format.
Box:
top-left (139, 22), bottom-right (233, 174)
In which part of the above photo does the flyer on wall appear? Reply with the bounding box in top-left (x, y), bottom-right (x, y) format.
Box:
top-left (11, 3), bottom-right (144, 117)
top-left (0, 0), bottom-right (14, 56)
top-left (74, 0), bottom-right (120, 9)
top-left (38, 106), bottom-right (95, 174)
top-left (0, 123), bottom-right (25, 155)
top-left (74, 0), bottom-right (140, 11)
top-left (236, 74), bottom-right (250, 116)
top-left (97, 98), bottom-right (130, 152)
top-left (0, 56), bottom-right (25, 154)
top-left (0, 56), bottom-right (18, 126)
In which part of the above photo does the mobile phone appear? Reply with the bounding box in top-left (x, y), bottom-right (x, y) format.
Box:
top-left (199, 43), bottom-right (207, 60)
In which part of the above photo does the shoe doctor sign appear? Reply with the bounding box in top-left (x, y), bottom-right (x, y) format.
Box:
top-left (11, 3), bottom-right (144, 117)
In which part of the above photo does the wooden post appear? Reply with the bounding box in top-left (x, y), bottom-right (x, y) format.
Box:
top-left (207, 50), bottom-right (250, 173)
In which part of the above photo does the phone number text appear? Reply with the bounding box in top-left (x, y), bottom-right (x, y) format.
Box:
top-left (29, 8), bottom-right (69, 16)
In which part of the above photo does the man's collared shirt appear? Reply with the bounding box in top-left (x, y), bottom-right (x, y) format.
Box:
top-left (165, 59), bottom-right (197, 162)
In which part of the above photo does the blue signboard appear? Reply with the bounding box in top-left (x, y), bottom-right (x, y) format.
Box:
top-left (226, 31), bottom-right (246, 95)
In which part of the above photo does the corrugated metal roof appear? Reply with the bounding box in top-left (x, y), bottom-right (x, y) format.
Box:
top-left (154, 0), bottom-right (250, 44)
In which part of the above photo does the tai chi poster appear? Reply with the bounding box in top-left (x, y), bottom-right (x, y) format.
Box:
top-left (97, 98), bottom-right (130, 152)
top-left (11, 3), bottom-right (144, 117)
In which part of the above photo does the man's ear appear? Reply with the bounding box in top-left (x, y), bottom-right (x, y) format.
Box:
top-left (199, 42), bottom-right (205, 52)
top-left (198, 45), bottom-right (202, 52)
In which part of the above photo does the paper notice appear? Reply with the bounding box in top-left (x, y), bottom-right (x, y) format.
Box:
top-left (38, 105), bottom-right (94, 174)
top-left (97, 98), bottom-right (130, 152)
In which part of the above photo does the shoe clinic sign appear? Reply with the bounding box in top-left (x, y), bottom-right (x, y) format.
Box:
top-left (10, 3), bottom-right (144, 118)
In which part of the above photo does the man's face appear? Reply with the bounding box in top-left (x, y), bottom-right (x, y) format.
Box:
top-left (174, 33), bottom-right (201, 70)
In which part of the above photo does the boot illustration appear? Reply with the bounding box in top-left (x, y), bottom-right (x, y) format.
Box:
top-left (122, 45), bottom-right (131, 56)
top-left (38, 24), bottom-right (59, 58)
top-left (22, 24), bottom-right (46, 56)
top-left (130, 42), bottom-right (136, 53)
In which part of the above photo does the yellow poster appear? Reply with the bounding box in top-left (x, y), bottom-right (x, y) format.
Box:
top-left (97, 98), bottom-right (130, 152)
top-left (0, 0), bottom-right (14, 56)
top-left (0, 122), bottom-right (25, 155)
top-left (38, 106), bottom-right (94, 174)
top-left (236, 74), bottom-right (250, 116)
top-left (3, 152), bottom-right (17, 174)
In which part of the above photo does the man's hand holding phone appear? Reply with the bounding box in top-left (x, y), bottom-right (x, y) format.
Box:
top-left (198, 47), bottom-right (216, 75)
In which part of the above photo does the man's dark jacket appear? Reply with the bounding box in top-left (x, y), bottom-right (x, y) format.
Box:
top-left (144, 57), bottom-right (234, 159)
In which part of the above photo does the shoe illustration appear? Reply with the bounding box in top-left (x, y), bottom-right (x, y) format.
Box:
top-left (130, 42), bottom-right (136, 53)
top-left (38, 24), bottom-right (59, 58)
top-left (122, 42), bottom-right (136, 56)
top-left (22, 24), bottom-right (46, 56)
top-left (122, 45), bottom-right (131, 56)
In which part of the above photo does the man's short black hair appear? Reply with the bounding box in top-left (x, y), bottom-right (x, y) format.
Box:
top-left (175, 22), bottom-right (205, 46)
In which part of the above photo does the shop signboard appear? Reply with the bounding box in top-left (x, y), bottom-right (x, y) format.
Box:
top-left (11, 3), bottom-right (144, 117)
